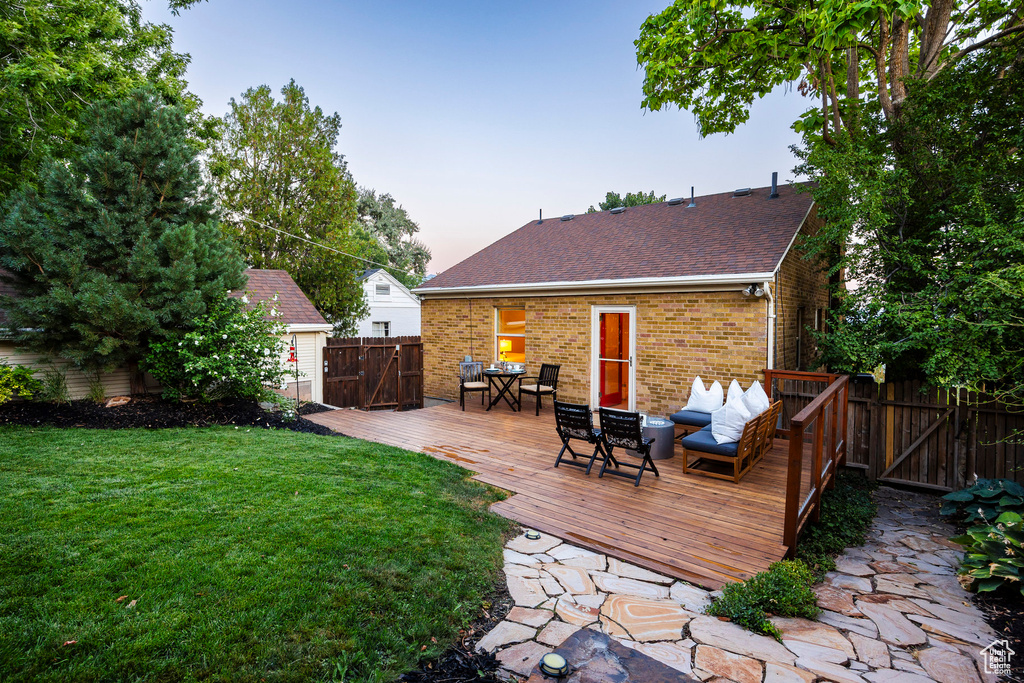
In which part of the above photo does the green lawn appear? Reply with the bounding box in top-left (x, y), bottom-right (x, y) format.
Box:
top-left (0, 426), bottom-right (511, 682)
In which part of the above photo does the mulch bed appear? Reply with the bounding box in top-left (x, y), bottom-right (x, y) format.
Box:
top-left (974, 590), bottom-right (1024, 682)
top-left (398, 584), bottom-right (513, 682)
top-left (0, 396), bottom-right (341, 436)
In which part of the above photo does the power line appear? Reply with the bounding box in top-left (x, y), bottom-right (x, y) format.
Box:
top-left (236, 214), bottom-right (415, 276)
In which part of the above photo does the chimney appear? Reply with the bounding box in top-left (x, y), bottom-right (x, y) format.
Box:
top-left (687, 186), bottom-right (696, 208)
top-left (769, 172), bottom-right (779, 199)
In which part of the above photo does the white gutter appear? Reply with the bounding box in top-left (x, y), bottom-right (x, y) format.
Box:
top-left (285, 323), bottom-right (333, 333)
top-left (414, 272), bottom-right (777, 298)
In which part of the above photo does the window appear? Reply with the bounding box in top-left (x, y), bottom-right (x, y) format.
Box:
top-left (372, 321), bottom-right (390, 337)
top-left (496, 308), bottom-right (525, 363)
top-left (375, 283), bottom-right (391, 298)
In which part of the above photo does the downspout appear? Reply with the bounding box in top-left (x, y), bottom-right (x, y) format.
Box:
top-left (765, 278), bottom-right (776, 371)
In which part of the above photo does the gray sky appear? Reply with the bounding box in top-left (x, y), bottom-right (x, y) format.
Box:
top-left (145, 0), bottom-right (812, 272)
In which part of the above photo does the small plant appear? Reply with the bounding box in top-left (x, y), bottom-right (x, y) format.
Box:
top-left (952, 511), bottom-right (1024, 596)
top-left (797, 470), bottom-right (878, 578)
top-left (37, 365), bottom-right (70, 404)
top-left (86, 374), bottom-right (106, 403)
top-left (0, 363), bottom-right (42, 404)
top-left (144, 295), bottom-right (289, 402)
top-left (941, 478), bottom-right (1024, 524)
top-left (706, 560), bottom-right (820, 640)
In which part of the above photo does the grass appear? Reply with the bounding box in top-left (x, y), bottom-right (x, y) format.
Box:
top-left (0, 426), bottom-right (512, 683)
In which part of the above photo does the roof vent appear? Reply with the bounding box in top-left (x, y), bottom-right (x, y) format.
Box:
top-left (687, 186), bottom-right (696, 208)
top-left (610, 207), bottom-right (626, 214)
top-left (560, 214), bottom-right (574, 221)
top-left (769, 171), bottom-right (779, 199)
top-left (733, 188), bottom-right (751, 197)
top-left (667, 197), bottom-right (684, 206)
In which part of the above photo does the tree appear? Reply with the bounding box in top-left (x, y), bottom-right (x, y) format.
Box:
top-left (797, 48), bottom-right (1024, 389)
top-left (586, 190), bottom-right (666, 213)
top-left (0, 0), bottom-right (210, 200)
top-left (636, 1), bottom-right (1023, 142)
top-left (355, 188), bottom-right (431, 289)
top-left (0, 87), bottom-right (245, 382)
top-left (208, 80), bottom-right (366, 336)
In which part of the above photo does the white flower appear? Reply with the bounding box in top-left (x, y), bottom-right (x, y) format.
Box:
top-left (222, 334), bottom-right (228, 339)
top-left (213, 355), bottom-right (219, 359)
top-left (272, 294), bottom-right (278, 301)
top-left (241, 295), bottom-right (249, 304)
top-left (178, 342), bottom-right (182, 346)
top-left (194, 340), bottom-right (200, 345)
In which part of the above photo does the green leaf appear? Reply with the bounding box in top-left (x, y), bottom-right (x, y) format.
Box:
top-left (976, 578), bottom-right (1004, 592)
top-left (996, 511), bottom-right (1023, 525)
top-left (943, 490), bottom-right (975, 502)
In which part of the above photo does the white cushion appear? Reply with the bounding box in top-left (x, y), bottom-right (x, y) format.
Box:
top-left (711, 392), bottom-right (753, 444)
top-left (742, 380), bottom-right (770, 415)
top-left (521, 384), bottom-right (554, 393)
top-left (463, 381), bottom-right (488, 389)
top-left (726, 379), bottom-right (744, 404)
top-left (684, 376), bottom-right (724, 414)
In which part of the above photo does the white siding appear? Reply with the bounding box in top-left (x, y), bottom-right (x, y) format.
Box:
top-left (278, 330), bottom-right (326, 403)
top-left (355, 271), bottom-right (421, 337)
top-left (0, 342), bottom-right (134, 400)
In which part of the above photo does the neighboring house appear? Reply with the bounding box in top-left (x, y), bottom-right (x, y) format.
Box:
top-left (355, 268), bottom-right (421, 338)
top-left (233, 269), bottom-right (332, 404)
top-left (0, 268), bottom-right (331, 403)
top-left (413, 182), bottom-right (831, 416)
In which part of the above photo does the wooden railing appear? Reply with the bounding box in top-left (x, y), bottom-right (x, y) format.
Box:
top-left (765, 371), bottom-right (849, 556)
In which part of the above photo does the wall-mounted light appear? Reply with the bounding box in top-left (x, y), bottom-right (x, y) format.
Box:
top-left (742, 284), bottom-right (766, 298)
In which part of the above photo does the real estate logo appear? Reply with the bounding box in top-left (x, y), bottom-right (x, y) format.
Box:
top-left (980, 639), bottom-right (1015, 676)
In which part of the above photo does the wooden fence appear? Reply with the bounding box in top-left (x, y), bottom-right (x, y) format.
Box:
top-left (323, 336), bottom-right (423, 411)
top-left (764, 370), bottom-right (1024, 491)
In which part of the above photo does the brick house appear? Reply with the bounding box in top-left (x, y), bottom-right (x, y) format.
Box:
top-left (413, 183), bottom-right (830, 417)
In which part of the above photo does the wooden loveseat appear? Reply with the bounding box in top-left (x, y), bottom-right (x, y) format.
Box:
top-left (679, 401), bottom-right (781, 483)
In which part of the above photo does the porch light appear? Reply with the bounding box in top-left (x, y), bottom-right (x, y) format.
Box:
top-left (539, 652), bottom-right (570, 677)
top-left (525, 529), bottom-right (541, 540)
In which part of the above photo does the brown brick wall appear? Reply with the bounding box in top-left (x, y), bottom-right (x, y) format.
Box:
top-left (421, 291), bottom-right (769, 417)
top-left (775, 207), bottom-right (830, 370)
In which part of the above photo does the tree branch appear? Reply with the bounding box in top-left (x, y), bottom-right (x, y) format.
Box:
top-left (929, 24), bottom-right (1024, 81)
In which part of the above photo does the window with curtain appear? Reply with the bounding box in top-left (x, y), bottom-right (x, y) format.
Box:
top-left (496, 309), bottom-right (525, 363)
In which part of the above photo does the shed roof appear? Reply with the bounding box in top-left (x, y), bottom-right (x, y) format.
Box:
top-left (417, 184), bottom-right (813, 292)
top-left (234, 269), bottom-right (328, 326)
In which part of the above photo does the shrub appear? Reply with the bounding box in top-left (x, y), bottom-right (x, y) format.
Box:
top-left (143, 296), bottom-right (289, 402)
top-left (707, 560), bottom-right (820, 640)
top-left (952, 511), bottom-right (1024, 597)
top-left (941, 478), bottom-right (1024, 524)
top-left (797, 470), bottom-right (877, 578)
top-left (0, 363), bottom-right (41, 404)
top-left (37, 365), bottom-right (70, 404)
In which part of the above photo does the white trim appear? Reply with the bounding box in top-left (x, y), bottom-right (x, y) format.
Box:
top-left (414, 272), bottom-right (777, 298)
top-left (363, 269), bottom-right (420, 302)
top-left (772, 201), bottom-right (816, 274)
top-left (590, 305), bottom-right (637, 412)
top-left (285, 323), bottom-right (333, 333)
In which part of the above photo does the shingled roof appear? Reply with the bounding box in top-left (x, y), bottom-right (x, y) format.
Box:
top-left (417, 184), bottom-right (813, 293)
top-left (235, 269), bottom-right (328, 326)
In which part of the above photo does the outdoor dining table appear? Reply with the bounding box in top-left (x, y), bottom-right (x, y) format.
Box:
top-left (483, 367), bottom-right (526, 412)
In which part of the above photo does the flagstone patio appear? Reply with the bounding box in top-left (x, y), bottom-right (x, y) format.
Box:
top-left (480, 486), bottom-right (1000, 683)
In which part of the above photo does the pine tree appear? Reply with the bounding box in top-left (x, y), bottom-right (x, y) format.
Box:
top-left (0, 87), bottom-right (245, 383)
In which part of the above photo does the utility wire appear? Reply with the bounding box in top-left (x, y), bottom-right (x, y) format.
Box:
top-left (236, 214), bottom-right (416, 277)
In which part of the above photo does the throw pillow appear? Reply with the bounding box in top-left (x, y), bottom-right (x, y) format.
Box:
top-left (742, 380), bottom-right (771, 415)
top-left (726, 379), bottom-right (745, 405)
top-left (684, 376), bottom-right (724, 413)
top-left (711, 392), bottom-right (753, 444)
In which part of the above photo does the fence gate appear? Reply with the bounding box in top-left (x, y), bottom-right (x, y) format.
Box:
top-left (323, 336), bottom-right (422, 411)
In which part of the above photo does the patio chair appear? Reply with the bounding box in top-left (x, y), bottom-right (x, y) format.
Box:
top-left (553, 401), bottom-right (611, 474)
top-left (680, 414), bottom-right (760, 483)
top-left (459, 361), bottom-right (489, 411)
top-left (519, 363), bottom-right (560, 416)
top-left (597, 407), bottom-right (660, 487)
top-left (753, 401), bottom-right (782, 463)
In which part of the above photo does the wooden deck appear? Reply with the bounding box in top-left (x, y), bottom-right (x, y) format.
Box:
top-left (307, 400), bottom-right (808, 590)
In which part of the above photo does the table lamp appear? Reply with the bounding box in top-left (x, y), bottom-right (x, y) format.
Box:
top-left (499, 339), bottom-right (511, 361)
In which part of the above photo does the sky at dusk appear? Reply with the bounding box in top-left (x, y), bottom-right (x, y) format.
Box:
top-left (143, 0), bottom-right (814, 273)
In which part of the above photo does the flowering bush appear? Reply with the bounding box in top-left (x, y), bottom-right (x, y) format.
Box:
top-left (0, 363), bottom-right (42, 404)
top-left (143, 295), bottom-right (290, 402)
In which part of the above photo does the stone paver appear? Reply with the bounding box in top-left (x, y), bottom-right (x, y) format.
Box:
top-left (487, 490), bottom-right (999, 683)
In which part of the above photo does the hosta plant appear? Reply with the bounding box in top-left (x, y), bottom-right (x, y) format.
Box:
top-left (941, 478), bottom-right (1024, 524)
top-left (952, 511), bottom-right (1024, 597)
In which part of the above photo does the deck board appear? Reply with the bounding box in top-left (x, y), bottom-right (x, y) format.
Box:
top-left (307, 401), bottom-right (799, 589)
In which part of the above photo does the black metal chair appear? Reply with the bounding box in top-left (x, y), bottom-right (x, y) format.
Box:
top-left (597, 408), bottom-right (660, 487)
top-left (519, 363), bottom-right (560, 416)
top-left (459, 361), bottom-right (489, 410)
top-left (553, 401), bottom-right (613, 475)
